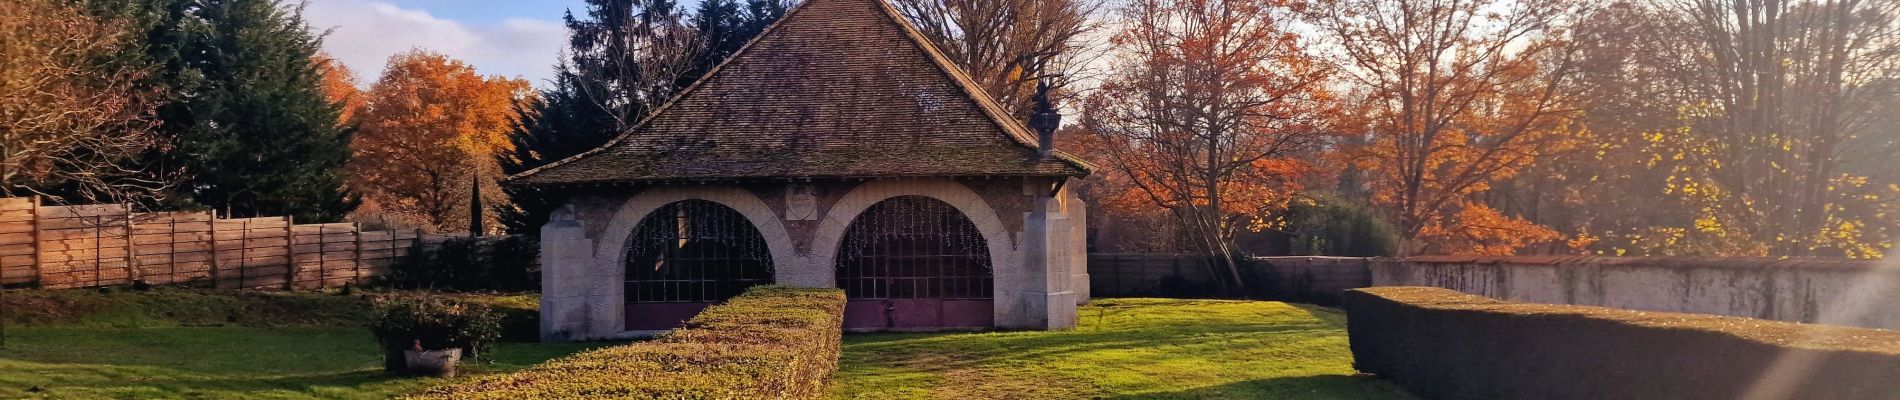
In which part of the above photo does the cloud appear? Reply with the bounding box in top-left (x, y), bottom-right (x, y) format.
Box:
top-left (302, 0), bottom-right (567, 87)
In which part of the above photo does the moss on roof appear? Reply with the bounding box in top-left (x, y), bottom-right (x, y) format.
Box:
top-left (510, 0), bottom-right (1091, 186)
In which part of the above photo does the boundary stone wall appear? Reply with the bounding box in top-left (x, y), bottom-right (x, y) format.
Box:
top-left (1370, 256), bottom-right (1900, 330)
top-left (1088, 255), bottom-right (1899, 330)
top-left (1086, 255), bottom-right (1371, 305)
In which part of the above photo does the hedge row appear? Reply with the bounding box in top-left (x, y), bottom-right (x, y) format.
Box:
top-left (1344, 287), bottom-right (1900, 400)
top-left (408, 286), bottom-right (847, 400)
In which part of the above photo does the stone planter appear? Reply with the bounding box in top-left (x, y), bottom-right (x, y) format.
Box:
top-left (403, 348), bottom-right (462, 378)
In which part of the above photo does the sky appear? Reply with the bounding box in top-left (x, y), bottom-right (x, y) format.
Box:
top-left (302, 0), bottom-right (590, 87)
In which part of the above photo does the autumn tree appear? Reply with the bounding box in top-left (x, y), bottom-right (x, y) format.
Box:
top-left (1488, 0), bottom-right (1900, 258)
top-left (1483, 3), bottom-right (1746, 256)
top-left (1082, 0), bottom-right (1335, 290)
top-left (316, 53), bottom-right (365, 127)
top-left (893, 0), bottom-right (1102, 114)
top-left (355, 51), bottom-right (531, 233)
top-left (1060, 128), bottom-right (1187, 253)
top-left (0, 0), bottom-right (163, 203)
top-left (1309, 0), bottom-right (1589, 255)
top-left (1658, 0), bottom-right (1900, 257)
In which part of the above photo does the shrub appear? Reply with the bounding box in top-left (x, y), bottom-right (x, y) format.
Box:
top-left (408, 286), bottom-right (847, 400)
top-left (384, 236), bottom-right (540, 291)
top-left (370, 297), bottom-right (503, 368)
top-left (1345, 287), bottom-right (1900, 400)
top-left (1283, 197), bottom-right (1398, 257)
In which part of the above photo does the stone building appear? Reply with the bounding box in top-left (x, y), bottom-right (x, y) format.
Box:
top-left (512, 0), bottom-right (1092, 340)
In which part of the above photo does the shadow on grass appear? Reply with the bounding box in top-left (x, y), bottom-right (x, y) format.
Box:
top-left (1102, 375), bottom-right (1415, 400)
top-left (0, 326), bottom-right (605, 399)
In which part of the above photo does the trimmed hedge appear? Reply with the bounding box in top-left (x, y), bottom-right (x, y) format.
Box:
top-left (407, 286), bottom-right (846, 399)
top-left (385, 236), bottom-right (540, 292)
top-left (1345, 287), bottom-right (1900, 400)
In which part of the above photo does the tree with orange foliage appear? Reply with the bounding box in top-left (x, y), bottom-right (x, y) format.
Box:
top-left (1082, 0), bottom-right (1335, 291)
top-left (314, 53), bottom-right (364, 126)
top-left (1308, 0), bottom-right (1588, 255)
top-left (353, 50), bottom-right (531, 232)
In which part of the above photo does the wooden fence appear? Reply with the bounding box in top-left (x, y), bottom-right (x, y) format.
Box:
top-left (0, 197), bottom-right (439, 290)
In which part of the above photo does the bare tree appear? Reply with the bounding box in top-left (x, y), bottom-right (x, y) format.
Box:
top-left (565, 0), bottom-right (707, 130)
top-left (0, 0), bottom-right (164, 203)
top-left (892, 0), bottom-right (1104, 115)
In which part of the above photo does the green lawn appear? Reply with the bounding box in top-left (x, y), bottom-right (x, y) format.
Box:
top-left (829, 298), bottom-right (1412, 399)
top-left (0, 288), bottom-right (598, 400)
top-left (0, 327), bottom-right (598, 400)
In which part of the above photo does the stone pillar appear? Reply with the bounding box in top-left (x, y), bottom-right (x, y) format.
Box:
top-left (998, 189), bottom-right (1078, 330)
top-left (1069, 195), bottom-right (1090, 305)
top-left (539, 205), bottom-right (594, 342)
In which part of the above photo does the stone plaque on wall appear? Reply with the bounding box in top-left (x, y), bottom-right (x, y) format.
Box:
top-left (786, 184), bottom-right (817, 220)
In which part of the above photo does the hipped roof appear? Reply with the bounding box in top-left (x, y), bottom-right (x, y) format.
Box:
top-left (509, 0), bottom-right (1092, 187)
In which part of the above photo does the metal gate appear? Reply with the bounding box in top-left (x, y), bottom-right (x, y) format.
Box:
top-left (835, 196), bottom-right (993, 330)
top-left (624, 200), bottom-right (774, 331)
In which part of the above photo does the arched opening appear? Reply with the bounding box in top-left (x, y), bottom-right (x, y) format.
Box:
top-left (835, 195), bottom-right (994, 330)
top-left (624, 200), bottom-right (774, 330)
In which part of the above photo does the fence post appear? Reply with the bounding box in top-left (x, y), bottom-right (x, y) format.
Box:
top-left (284, 216), bottom-right (296, 290)
top-left (351, 223), bottom-right (363, 286)
top-left (208, 211), bottom-right (223, 290)
top-left (123, 204), bottom-right (137, 286)
top-left (314, 224), bottom-right (326, 289)
top-left (28, 196), bottom-right (41, 288)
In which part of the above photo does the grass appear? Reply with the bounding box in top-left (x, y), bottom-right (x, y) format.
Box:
top-left (2, 290), bottom-right (1409, 399)
top-left (0, 327), bottom-right (599, 400)
top-left (0, 288), bottom-right (598, 400)
top-left (828, 298), bottom-right (1413, 400)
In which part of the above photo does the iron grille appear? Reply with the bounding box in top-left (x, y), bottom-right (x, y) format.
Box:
top-left (625, 200), bottom-right (774, 303)
top-left (836, 196), bottom-right (993, 300)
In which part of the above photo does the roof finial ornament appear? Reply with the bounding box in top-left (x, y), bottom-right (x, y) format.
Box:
top-left (1029, 80), bottom-right (1061, 158)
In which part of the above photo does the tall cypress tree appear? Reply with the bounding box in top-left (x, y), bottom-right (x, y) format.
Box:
top-left (498, 0), bottom-right (790, 235)
top-left (689, 0), bottom-right (788, 83)
top-left (498, 68), bottom-right (622, 234)
top-left (137, 0), bottom-right (358, 222)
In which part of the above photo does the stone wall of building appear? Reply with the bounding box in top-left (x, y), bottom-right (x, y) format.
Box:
top-left (539, 177), bottom-right (1084, 341)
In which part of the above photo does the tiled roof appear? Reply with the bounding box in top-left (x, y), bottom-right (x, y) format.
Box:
top-left (509, 0), bottom-right (1093, 186)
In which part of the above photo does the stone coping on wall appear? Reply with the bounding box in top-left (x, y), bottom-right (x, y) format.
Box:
top-left (1397, 255), bottom-right (1885, 271)
top-left (1100, 254), bottom-right (1886, 271)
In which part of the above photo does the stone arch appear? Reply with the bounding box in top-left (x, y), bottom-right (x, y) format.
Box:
top-left (809, 179), bottom-right (1014, 286)
top-left (595, 186), bottom-right (799, 290)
